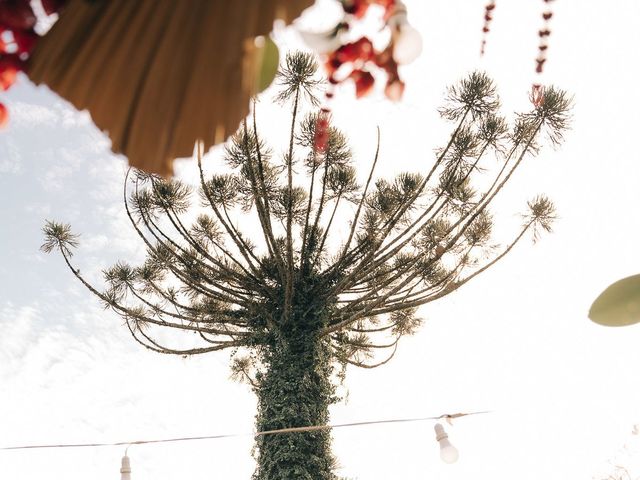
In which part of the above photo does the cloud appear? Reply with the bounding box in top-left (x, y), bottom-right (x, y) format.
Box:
top-left (8, 96), bottom-right (95, 131)
top-left (10, 102), bottom-right (60, 129)
top-left (38, 163), bottom-right (74, 192)
top-left (0, 303), bottom-right (38, 375)
top-left (0, 138), bottom-right (23, 174)
top-left (80, 234), bottom-right (110, 252)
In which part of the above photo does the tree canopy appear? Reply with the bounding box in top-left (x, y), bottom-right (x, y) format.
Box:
top-left (43, 51), bottom-right (571, 479)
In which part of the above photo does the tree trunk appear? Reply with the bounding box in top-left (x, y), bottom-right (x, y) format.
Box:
top-left (253, 319), bottom-right (337, 480)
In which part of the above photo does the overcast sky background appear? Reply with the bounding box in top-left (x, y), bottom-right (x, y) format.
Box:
top-left (2, 1), bottom-right (640, 479)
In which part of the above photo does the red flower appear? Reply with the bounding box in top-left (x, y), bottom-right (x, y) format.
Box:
top-left (343, 0), bottom-right (395, 17)
top-left (0, 102), bottom-right (8, 129)
top-left (325, 37), bottom-right (375, 77)
top-left (314, 110), bottom-right (331, 152)
top-left (0, 0), bottom-right (37, 30)
top-left (384, 78), bottom-right (404, 101)
top-left (529, 84), bottom-right (544, 107)
top-left (41, 0), bottom-right (67, 16)
top-left (325, 56), bottom-right (342, 76)
top-left (349, 69), bottom-right (375, 98)
top-left (0, 54), bottom-right (26, 90)
top-left (0, 30), bottom-right (6, 54)
top-left (11, 29), bottom-right (38, 54)
top-left (342, 0), bottom-right (370, 18)
top-left (335, 37), bottom-right (375, 64)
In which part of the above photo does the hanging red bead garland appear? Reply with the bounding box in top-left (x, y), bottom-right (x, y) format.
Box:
top-left (0, 0), bottom-right (67, 129)
top-left (531, 0), bottom-right (555, 108)
top-left (479, 1), bottom-right (496, 56)
top-left (477, 0), bottom-right (556, 108)
top-left (535, 0), bottom-right (554, 75)
top-left (300, 0), bottom-right (423, 151)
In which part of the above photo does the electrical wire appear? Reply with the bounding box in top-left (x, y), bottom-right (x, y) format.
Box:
top-left (0, 410), bottom-right (490, 451)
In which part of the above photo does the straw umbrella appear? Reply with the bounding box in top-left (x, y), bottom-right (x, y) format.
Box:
top-left (27, 0), bottom-right (313, 176)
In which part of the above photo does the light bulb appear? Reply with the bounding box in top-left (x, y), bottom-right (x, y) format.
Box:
top-left (434, 423), bottom-right (459, 464)
top-left (387, 0), bottom-right (423, 65)
top-left (297, 27), bottom-right (343, 54)
top-left (392, 24), bottom-right (423, 65)
top-left (120, 454), bottom-right (132, 480)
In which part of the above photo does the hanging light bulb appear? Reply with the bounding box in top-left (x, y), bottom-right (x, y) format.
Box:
top-left (297, 26), bottom-right (344, 54)
top-left (388, 1), bottom-right (423, 65)
top-left (434, 423), bottom-right (459, 464)
top-left (120, 448), bottom-right (132, 480)
top-left (392, 23), bottom-right (423, 65)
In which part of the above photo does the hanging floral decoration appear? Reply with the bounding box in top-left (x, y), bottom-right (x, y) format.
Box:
top-left (535, 0), bottom-right (554, 76)
top-left (0, 0), bottom-right (66, 128)
top-left (531, 0), bottom-right (555, 107)
top-left (479, 0), bottom-right (496, 56)
top-left (478, 0), bottom-right (557, 108)
top-left (299, 0), bottom-right (423, 151)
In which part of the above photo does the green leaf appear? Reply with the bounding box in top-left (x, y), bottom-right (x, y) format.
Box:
top-left (589, 274), bottom-right (640, 327)
top-left (255, 37), bottom-right (280, 94)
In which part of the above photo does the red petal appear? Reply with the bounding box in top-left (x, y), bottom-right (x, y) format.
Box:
top-left (0, 1), bottom-right (37, 30)
top-left (351, 70), bottom-right (375, 98)
top-left (314, 111), bottom-right (331, 152)
top-left (343, 0), bottom-right (369, 18)
top-left (0, 102), bottom-right (8, 128)
top-left (0, 54), bottom-right (25, 90)
top-left (12, 29), bottom-right (38, 54)
top-left (0, 68), bottom-right (18, 89)
top-left (385, 79), bottom-right (405, 101)
top-left (335, 37), bottom-right (375, 63)
top-left (325, 57), bottom-right (342, 76)
top-left (41, 0), bottom-right (67, 16)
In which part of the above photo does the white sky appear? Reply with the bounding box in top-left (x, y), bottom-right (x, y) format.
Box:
top-left (1, 1), bottom-right (640, 479)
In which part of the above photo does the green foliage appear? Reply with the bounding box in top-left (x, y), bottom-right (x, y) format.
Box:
top-left (439, 71), bottom-right (500, 121)
top-left (275, 51), bottom-right (322, 105)
top-left (589, 274), bottom-right (640, 327)
top-left (41, 220), bottom-right (79, 257)
top-left (524, 86), bottom-right (573, 146)
top-left (253, 297), bottom-right (338, 480)
top-left (525, 194), bottom-right (557, 242)
top-left (43, 53), bottom-right (572, 479)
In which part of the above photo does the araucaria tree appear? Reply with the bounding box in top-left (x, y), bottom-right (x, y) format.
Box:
top-left (43, 52), bottom-right (570, 479)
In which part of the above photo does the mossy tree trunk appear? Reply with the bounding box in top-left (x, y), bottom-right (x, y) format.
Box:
top-left (253, 306), bottom-right (337, 480)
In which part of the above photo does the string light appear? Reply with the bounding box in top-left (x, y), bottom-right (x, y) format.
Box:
top-left (388, 1), bottom-right (423, 65)
top-left (434, 422), bottom-right (459, 464)
top-left (1, 411), bottom-right (488, 476)
top-left (120, 447), bottom-right (131, 480)
top-left (0, 410), bottom-right (489, 452)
